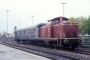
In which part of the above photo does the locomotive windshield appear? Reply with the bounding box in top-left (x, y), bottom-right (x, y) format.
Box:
top-left (63, 19), bottom-right (68, 22)
top-left (52, 19), bottom-right (59, 24)
top-left (63, 17), bottom-right (68, 22)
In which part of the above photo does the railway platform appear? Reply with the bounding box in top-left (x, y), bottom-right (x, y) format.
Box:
top-left (0, 44), bottom-right (50, 60)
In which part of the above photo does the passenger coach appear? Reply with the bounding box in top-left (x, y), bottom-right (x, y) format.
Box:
top-left (14, 23), bottom-right (46, 43)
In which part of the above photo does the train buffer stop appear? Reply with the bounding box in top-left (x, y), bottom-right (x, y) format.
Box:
top-left (0, 44), bottom-right (50, 60)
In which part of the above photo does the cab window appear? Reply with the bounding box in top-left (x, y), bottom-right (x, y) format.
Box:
top-left (63, 18), bottom-right (68, 22)
top-left (63, 19), bottom-right (68, 22)
top-left (52, 19), bottom-right (59, 24)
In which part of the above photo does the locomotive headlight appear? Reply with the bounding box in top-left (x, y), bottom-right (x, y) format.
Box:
top-left (64, 39), bottom-right (68, 44)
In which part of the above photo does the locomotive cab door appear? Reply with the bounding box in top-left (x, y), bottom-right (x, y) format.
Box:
top-left (57, 17), bottom-right (68, 46)
top-left (47, 26), bottom-right (53, 38)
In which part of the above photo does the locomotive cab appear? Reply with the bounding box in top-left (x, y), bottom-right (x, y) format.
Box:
top-left (56, 17), bottom-right (80, 49)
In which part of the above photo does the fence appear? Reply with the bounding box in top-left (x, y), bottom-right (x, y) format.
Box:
top-left (81, 36), bottom-right (90, 42)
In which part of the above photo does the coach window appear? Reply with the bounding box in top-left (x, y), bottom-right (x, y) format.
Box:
top-left (18, 31), bottom-right (19, 35)
top-left (27, 30), bottom-right (28, 34)
top-left (27, 30), bottom-right (29, 35)
top-left (25, 30), bottom-right (26, 34)
top-left (33, 29), bottom-right (35, 34)
top-left (32, 29), bottom-right (33, 34)
top-left (25, 30), bottom-right (27, 35)
top-left (24, 30), bottom-right (26, 34)
top-left (30, 29), bottom-right (32, 34)
top-left (23, 30), bottom-right (24, 35)
top-left (34, 29), bottom-right (35, 34)
top-left (29, 29), bottom-right (31, 34)
top-left (21, 31), bottom-right (22, 35)
top-left (52, 19), bottom-right (59, 24)
top-left (24, 30), bottom-right (25, 34)
top-left (19, 31), bottom-right (20, 35)
top-left (25, 30), bottom-right (27, 34)
top-left (20, 31), bottom-right (21, 35)
top-left (22, 30), bottom-right (24, 35)
top-left (27, 30), bottom-right (28, 35)
top-left (30, 29), bottom-right (31, 34)
top-left (23, 30), bottom-right (24, 34)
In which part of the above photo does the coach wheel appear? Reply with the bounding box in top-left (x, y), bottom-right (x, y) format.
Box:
top-left (20, 41), bottom-right (23, 43)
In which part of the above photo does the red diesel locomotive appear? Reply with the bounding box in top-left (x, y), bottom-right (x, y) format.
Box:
top-left (38, 16), bottom-right (81, 49)
top-left (15, 16), bottom-right (81, 49)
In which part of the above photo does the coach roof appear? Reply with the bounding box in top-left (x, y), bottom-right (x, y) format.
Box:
top-left (15, 23), bottom-right (46, 31)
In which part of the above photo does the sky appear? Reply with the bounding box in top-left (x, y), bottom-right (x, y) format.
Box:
top-left (0, 0), bottom-right (90, 33)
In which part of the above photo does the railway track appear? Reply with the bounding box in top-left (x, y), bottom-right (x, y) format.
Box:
top-left (61, 42), bottom-right (90, 55)
top-left (0, 38), bottom-right (90, 60)
top-left (81, 42), bottom-right (90, 48)
top-left (68, 47), bottom-right (90, 55)
top-left (72, 42), bottom-right (90, 55)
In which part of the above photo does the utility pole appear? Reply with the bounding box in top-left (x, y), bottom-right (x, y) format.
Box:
top-left (5, 10), bottom-right (9, 33)
top-left (18, 21), bottom-right (20, 28)
top-left (31, 16), bottom-right (34, 24)
top-left (12, 24), bottom-right (13, 33)
top-left (61, 3), bottom-right (66, 17)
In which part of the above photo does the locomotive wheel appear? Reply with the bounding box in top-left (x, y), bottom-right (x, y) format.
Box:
top-left (71, 46), bottom-right (74, 50)
top-left (70, 45), bottom-right (74, 50)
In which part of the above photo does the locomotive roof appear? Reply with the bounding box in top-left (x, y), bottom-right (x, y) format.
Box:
top-left (15, 23), bottom-right (46, 31)
top-left (48, 17), bottom-right (68, 21)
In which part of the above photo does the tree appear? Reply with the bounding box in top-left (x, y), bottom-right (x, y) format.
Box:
top-left (69, 17), bottom-right (78, 22)
top-left (69, 16), bottom-right (90, 34)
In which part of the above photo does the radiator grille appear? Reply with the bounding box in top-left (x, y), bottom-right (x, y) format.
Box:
top-left (73, 32), bottom-right (77, 37)
top-left (66, 32), bottom-right (70, 37)
top-left (65, 32), bottom-right (77, 37)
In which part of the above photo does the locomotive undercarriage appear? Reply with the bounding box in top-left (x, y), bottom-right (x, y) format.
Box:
top-left (38, 38), bottom-right (81, 49)
top-left (15, 38), bottom-right (81, 49)
top-left (62, 39), bottom-right (80, 49)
